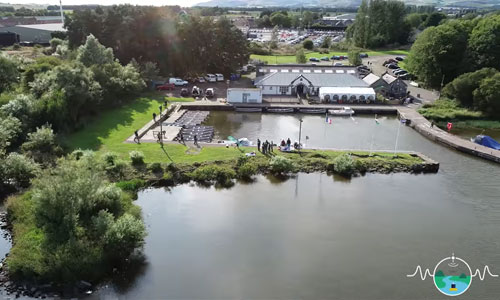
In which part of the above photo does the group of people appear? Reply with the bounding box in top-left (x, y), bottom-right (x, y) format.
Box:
top-left (257, 139), bottom-right (274, 154)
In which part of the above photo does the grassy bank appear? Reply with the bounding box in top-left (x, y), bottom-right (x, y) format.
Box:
top-left (418, 99), bottom-right (500, 130)
top-left (251, 49), bottom-right (409, 64)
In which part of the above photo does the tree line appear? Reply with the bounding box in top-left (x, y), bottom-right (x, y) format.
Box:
top-left (64, 5), bottom-right (249, 77)
top-left (407, 13), bottom-right (500, 115)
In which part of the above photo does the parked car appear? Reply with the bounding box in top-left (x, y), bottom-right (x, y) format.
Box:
top-left (395, 56), bottom-right (404, 61)
top-left (320, 56), bottom-right (330, 61)
top-left (398, 74), bottom-right (411, 80)
top-left (357, 65), bottom-right (370, 71)
top-left (156, 83), bottom-right (175, 91)
top-left (394, 69), bottom-right (408, 75)
top-left (197, 77), bottom-right (206, 83)
top-left (192, 86), bottom-right (202, 97)
top-left (180, 88), bottom-right (189, 97)
top-left (334, 62), bottom-right (343, 66)
top-left (359, 53), bottom-right (369, 58)
top-left (309, 57), bottom-right (320, 62)
top-left (215, 73), bottom-right (224, 82)
top-left (383, 59), bottom-right (398, 66)
top-left (169, 78), bottom-right (188, 86)
top-left (205, 74), bottom-right (217, 82)
top-left (387, 64), bottom-right (399, 69)
top-left (339, 55), bottom-right (346, 60)
top-left (205, 88), bottom-right (215, 98)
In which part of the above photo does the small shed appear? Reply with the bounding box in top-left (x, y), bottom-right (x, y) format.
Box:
top-left (227, 88), bottom-right (262, 104)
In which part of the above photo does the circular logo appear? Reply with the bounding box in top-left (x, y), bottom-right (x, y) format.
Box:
top-left (433, 254), bottom-right (472, 296)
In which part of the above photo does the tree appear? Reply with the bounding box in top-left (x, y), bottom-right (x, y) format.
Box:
top-left (270, 12), bottom-right (291, 28)
top-left (406, 20), bottom-right (472, 88)
top-left (422, 12), bottom-right (446, 28)
top-left (442, 68), bottom-right (498, 107)
top-left (21, 124), bottom-right (62, 164)
top-left (0, 55), bottom-right (19, 93)
top-left (7, 154), bottom-right (146, 282)
top-left (270, 26), bottom-right (279, 49)
top-left (296, 49), bottom-right (307, 64)
top-left (473, 72), bottom-right (500, 115)
top-left (321, 36), bottom-right (331, 49)
top-left (468, 15), bottom-right (500, 69)
top-left (31, 62), bottom-right (102, 127)
top-left (49, 37), bottom-right (64, 52)
top-left (303, 40), bottom-right (314, 50)
top-left (348, 49), bottom-right (362, 66)
top-left (22, 56), bottom-right (61, 90)
top-left (0, 115), bottom-right (22, 152)
top-left (77, 34), bottom-right (114, 67)
top-left (1, 152), bottom-right (39, 190)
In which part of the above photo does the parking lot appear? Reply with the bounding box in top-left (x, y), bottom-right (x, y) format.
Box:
top-left (160, 76), bottom-right (255, 100)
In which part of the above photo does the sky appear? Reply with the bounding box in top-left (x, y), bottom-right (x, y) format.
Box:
top-left (2, 0), bottom-right (201, 7)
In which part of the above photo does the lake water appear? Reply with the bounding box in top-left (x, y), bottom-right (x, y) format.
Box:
top-left (5, 112), bottom-right (500, 299)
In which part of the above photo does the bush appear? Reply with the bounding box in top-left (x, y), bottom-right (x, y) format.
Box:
top-left (303, 40), bottom-right (314, 50)
top-left (1, 153), bottom-right (40, 189)
top-left (129, 151), bottom-right (145, 165)
top-left (102, 151), bottom-right (118, 166)
top-left (115, 179), bottom-right (146, 192)
top-left (190, 165), bottom-right (236, 186)
top-left (269, 156), bottom-right (295, 174)
top-left (149, 162), bottom-right (163, 173)
top-left (71, 149), bottom-right (85, 160)
top-left (418, 98), bottom-right (482, 121)
top-left (237, 162), bottom-right (257, 179)
top-left (333, 153), bottom-right (355, 176)
top-left (105, 159), bottom-right (129, 180)
top-left (21, 125), bottom-right (62, 164)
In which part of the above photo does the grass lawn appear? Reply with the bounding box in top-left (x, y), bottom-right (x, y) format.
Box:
top-left (251, 49), bottom-right (410, 64)
top-left (63, 91), bottom-right (423, 166)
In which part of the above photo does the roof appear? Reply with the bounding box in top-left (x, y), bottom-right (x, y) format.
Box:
top-left (319, 87), bottom-right (375, 96)
top-left (16, 23), bottom-right (65, 32)
top-left (382, 74), bottom-right (398, 85)
top-left (363, 73), bottom-right (381, 86)
top-left (255, 73), bottom-right (368, 88)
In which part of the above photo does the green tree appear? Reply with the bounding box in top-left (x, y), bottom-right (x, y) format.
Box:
top-left (468, 15), bottom-right (500, 69)
top-left (303, 39), bottom-right (314, 50)
top-left (442, 68), bottom-right (498, 107)
top-left (422, 12), bottom-right (446, 28)
top-left (348, 49), bottom-right (362, 66)
top-left (321, 36), bottom-right (331, 49)
top-left (270, 25), bottom-right (279, 49)
top-left (270, 12), bottom-right (291, 28)
top-left (49, 37), bottom-right (64, 53)
top-left (21, 125), bottom-right (62, 164)
top-left (473, 72), bottom-right (500, 115)
top-left (0, 115), bottom-right (22, 152)
top-left (296, 49), bottom-right (307, 64)
top-left (1, 152), bottom-right (40, 190)
top-left (21, 56), bottom-right (62, 90)
top-left (0, 55), bottom-right (19, 93)
top-left (77, 34), bottom-right (114, 67)
top-left (407, 20), bottom-right (472, 88)
top-left (7, 155), bottom-right (145, 282)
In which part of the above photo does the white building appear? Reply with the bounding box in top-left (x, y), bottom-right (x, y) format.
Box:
top-left (227, 88), bottom-right (262, 104)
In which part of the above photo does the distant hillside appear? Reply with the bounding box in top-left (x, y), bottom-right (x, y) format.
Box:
top-left (195, 0), bottom-right (500, 8)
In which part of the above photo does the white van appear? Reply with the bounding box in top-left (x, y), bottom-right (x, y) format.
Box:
top-left (205, 74), bottom-right (217, 82)
top-left (215, 73), bottom-right (224, 82)
top-left (169, 78), bottom-right (188, 86)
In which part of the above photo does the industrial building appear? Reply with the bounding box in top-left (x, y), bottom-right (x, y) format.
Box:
top-left (0, 23), bottom-right (65, 44)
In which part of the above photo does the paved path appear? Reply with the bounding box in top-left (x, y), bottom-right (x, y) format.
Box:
top-left (398, 107), bottom-right (500, 163)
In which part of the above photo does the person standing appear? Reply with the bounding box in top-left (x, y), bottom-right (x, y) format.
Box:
top-left (270, 141), bottom-right (274, 153)
top-left (194, 134), bottom-right (198, 146)
top-left (153, 112), bottom-right (157, 122)
top-left (286, 138), bottom-right (291, 149)
top-left (257, 139), bottom-right (261, 152)
top-left (134, 130), bottom-right (140, 144)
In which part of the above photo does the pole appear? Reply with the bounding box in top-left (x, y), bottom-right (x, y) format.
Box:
top-left (298, 118), bottom-right (303, 154)
top-left (59, 0), bottom-right (64, 24)
top-left (159, 105), bottom-right (163, 144)
top-left (393, 117), bottom-right (401, 157)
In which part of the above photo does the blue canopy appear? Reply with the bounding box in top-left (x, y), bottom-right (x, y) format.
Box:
top-left (473, 135), bottom-right (500, 150)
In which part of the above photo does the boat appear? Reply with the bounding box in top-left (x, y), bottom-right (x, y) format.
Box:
top-left (235, 107), bottom-right (262, 113)
top-left (267, 107), bottom-right (294, 113)
top-left (328, 107), bottom-right (355, 116)
top-left (299, 108), bottom-right (326, 114)
top-left (471, 135), bottom-right (500, 150)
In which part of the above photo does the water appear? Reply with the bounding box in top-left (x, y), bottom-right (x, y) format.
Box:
top-left (7, 112), bottom-right (500, 299)
top-left (451, 127), bottom-right (500, 143)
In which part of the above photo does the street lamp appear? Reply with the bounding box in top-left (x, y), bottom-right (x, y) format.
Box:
top-left (298, 118), bottom-right (303, 154)
top-left (159, 105), bottom-right (163, 144)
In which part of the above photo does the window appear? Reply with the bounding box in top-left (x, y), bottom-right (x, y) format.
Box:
top-left (269, 86), bottom-right (273, 90)
top-left (279, 86), bottom-right (288, 95)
